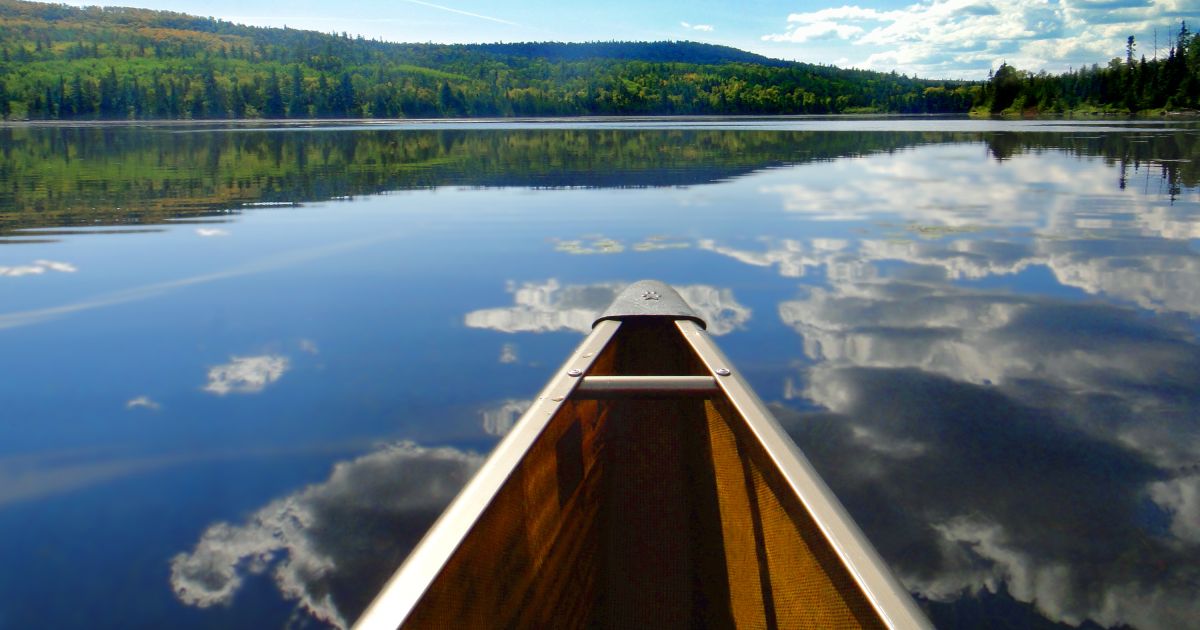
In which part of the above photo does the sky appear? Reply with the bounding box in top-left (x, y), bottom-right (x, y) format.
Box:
top-left (62, 0), bottom-right (1200, 79)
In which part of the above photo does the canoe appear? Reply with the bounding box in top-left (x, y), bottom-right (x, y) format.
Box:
top-left (356, 280), bottom-right (931, 629)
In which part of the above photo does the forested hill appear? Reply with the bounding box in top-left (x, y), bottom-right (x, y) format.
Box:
top-left (463, 42), bottom-right (794, 67)
top-left (0, 0), bottom-right (976, 120)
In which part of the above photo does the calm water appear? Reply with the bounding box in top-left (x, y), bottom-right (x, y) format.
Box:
top-left (1, 119), bottom-right (1199, 629)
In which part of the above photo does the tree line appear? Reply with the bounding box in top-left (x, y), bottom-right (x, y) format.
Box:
top-left (0, 0), bottom-right (974, 119)
top-left (2, 0), bottom-right (1199, 120)
top-left (977, 23), bottom-right (1200, 114)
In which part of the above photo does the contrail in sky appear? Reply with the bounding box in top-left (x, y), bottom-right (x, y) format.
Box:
top-left (399, 0), bottom-right (520, 26)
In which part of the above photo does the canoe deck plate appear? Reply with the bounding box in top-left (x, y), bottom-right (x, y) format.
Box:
top-left (593, 279), bottom-right (706, 329)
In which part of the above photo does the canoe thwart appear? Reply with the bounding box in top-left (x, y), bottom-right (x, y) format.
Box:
top-left (573, 375), bottom-right (720, 398)
top-left (592, 279), bottom-right (706, 329)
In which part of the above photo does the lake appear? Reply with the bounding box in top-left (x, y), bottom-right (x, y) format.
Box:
top-left (1, 118), bottom-right (1198, 629)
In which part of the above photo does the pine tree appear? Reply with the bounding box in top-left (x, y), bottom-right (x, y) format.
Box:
top-left (287, 64), bottom-right (306, 118)
top-left (263, 71), bottom-right (284, 118)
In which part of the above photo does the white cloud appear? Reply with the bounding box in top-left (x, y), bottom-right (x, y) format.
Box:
top-left (681, 21), bottom-right (715, 32)
top-left (125, 396), bottom-right (161, 411)
top-left (203, 355), bottom-right (289, 395)
top-left (171, 442), bottom-right (483, 628)
top-left (195, 228), bottom-right (230, 237)
top-left (464, 279), bottom-right (751, 336)
top-left (761, 0), bottom-right (1186, 78)
top-left (0, 260), bottom-right (77, 277)
top-left (298, 339), bottom-right (320, 355)
top-left (762, 20), bottom-right (864, 42)
top-left (499, 342), bottom-right (518, 364)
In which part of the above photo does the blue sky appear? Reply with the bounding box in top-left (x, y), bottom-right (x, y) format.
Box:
top-left (65, 0), bottom-right (1200, 79)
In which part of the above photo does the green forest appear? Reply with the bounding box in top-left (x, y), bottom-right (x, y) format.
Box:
top-left (0, 0), bottom-right (1198, 120)
top-left (975, 26), bottom-right (1200, 115)
top-left (0, 0), bottom-right (975, 119)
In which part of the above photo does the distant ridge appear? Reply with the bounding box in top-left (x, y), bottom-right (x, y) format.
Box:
top-left (465, 41), bottom-right (796, 68)
top-left (0, 0), bottom-right (977, 120)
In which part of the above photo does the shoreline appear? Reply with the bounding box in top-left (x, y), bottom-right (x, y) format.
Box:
top-left (0, 113), bottom-right (975, 128)
top-left (968, 108), bottom-right (1200, 120)
top-left (5, 111), bottom-right (1199, 128)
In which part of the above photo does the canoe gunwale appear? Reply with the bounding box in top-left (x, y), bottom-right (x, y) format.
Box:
top-left (675, 319), bottom-right (932, 630)
top-left (353, 319), bottom-right (621, 630)
top-left (354, 281), bottom-right (932, 629)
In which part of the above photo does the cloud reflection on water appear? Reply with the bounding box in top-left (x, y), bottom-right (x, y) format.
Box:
top-left (759, 146), bottom-right (1200, 241)
top-left (203, 355), bottom-right (290, 396)
top-left (703, 233), bottom-right (1200, 317)
top-left (0, 259), bottom-right (77, 277)
top-left (480, 399), bottom-right (532, 436)
top-left (170, 442), bottom-right (482, 629)
top-left (775, 274), bottom-right (1200, 629)
top-left (463, 279), bottom-right (751, 335)
top-left (125, 396), bottom-right (161, 411)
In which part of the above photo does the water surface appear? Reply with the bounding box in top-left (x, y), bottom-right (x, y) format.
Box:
top-left (1, 118), bottom-right (1198, 629)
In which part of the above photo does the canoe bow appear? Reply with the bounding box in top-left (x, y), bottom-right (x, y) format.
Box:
top-left (356, 280), bottom-right (931, 629)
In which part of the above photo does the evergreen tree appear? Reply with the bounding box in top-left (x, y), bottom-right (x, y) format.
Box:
top-left (287, 64), bottom-right (306, 117)
top-left (263, 70), bottom-right (284, 117)
top-left (330, 72), bottom-right (355, 116)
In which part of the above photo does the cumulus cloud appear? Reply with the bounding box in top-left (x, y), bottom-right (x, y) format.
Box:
top-left (171, 442), bottom-right (483, 628)
top-left (0, 260), bottom-right (77, 277)
top-left (203, 355), bottom-right (289, 395)
top-left (125, 396), bottom-right (161, 411)
top-left (298, 339), bottom-right (320, 355)
top-left (464, 279), bottom-right (751, 336)
top-left (681, 21), bottom-right (715, 32)
top-left (761, 0), bottom-right (1188, 78)
top-left (499, 342), bottom-right (518, 364)
top-left (762, 19), bottom-right (865, 42)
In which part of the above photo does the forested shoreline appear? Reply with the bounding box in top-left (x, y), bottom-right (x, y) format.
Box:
top-left (0, 0), bottom-right (975, 119)
top-left (975, 26), bottom-right (1200, 116)
top-left (1, 0), bottom-right (1199, 121)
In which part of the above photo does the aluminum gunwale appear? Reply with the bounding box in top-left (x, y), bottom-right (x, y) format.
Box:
top-left (675, 319), bottom-right (932, 630)
top-left (573, 375), bottom-right (719, 398)
top-left (353, 319), bottom-right (622, 630)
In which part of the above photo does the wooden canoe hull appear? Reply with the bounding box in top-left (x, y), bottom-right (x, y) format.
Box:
top-left (356, 282), bottom-right (930, 629)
